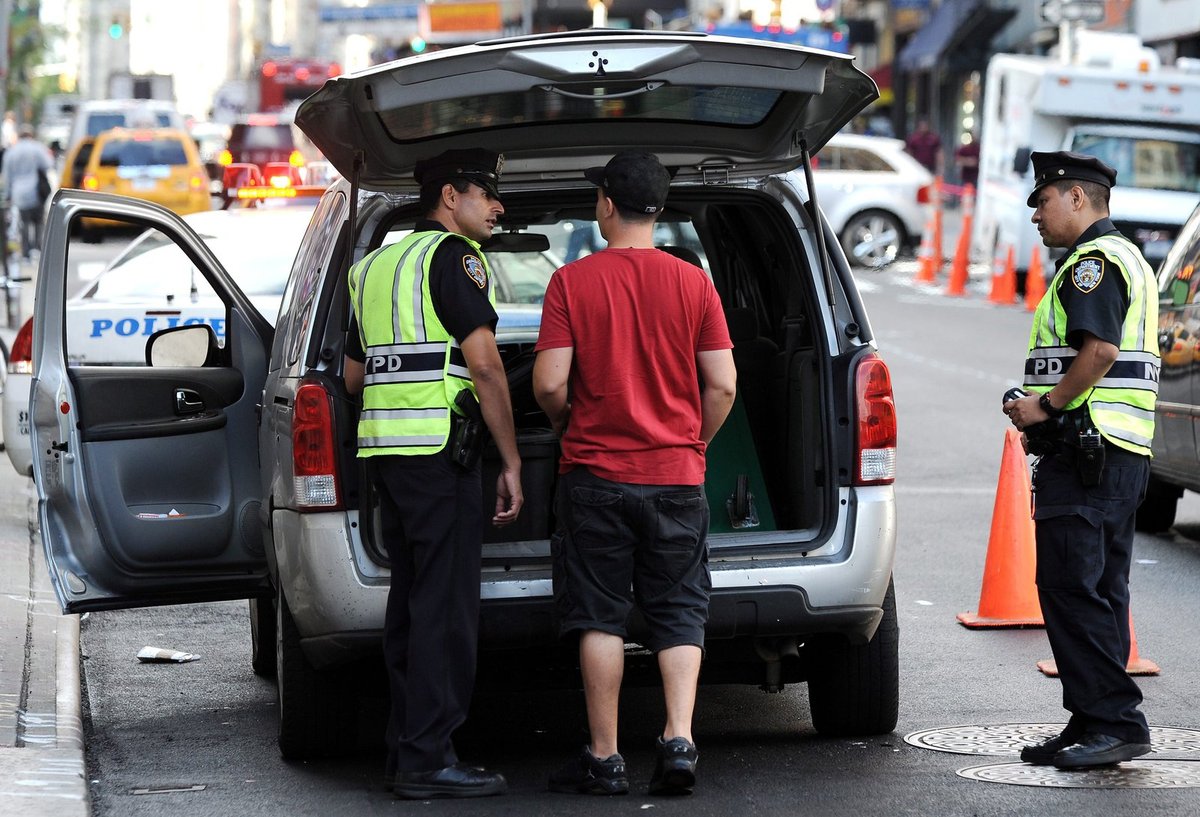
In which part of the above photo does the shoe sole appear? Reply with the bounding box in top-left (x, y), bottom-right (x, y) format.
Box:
top-left (393, 782), bottom-right (507, 799)
top-left (648, 766), bottom-right (696, 796)
top-left (1052, 744), bottom-right (1151, 769)
top-left (548, 780), bottom-right (629, 796)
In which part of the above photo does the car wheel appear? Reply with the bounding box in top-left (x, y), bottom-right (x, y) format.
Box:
top-left (250, 596), bottom-right (277, 678)
top-left (806, 578), bottom-right (899, 736)
top-left (841, 210), bottom-right (903, 269)
top-left (1135, 477), bottom-right (1181, 533)
top-left (275, 588), bottom-right (353, 759)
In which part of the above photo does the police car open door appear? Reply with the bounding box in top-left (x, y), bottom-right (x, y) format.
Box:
top-left (30, 191), bottom-right (273, 613)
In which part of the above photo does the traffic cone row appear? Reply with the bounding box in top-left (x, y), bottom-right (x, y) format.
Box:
top-left (959, 428), bottom-right (1160, 675)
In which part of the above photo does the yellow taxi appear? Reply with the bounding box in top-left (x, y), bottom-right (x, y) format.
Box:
top-left (79, 128), bottom-right (210, 224)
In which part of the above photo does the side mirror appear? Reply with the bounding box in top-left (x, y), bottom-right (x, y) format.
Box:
top-left (1012, 147), bottom-right (1032, 175)
top-left (146, 324), bottom-right (218, 368)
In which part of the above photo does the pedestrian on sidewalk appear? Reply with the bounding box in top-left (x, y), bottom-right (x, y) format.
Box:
top-left (1, 124), bottom-right (53, 261)
top-left (1002, 150), bottom-right (1159, 769)
top-left (533, 151), bottom-right (737, 796)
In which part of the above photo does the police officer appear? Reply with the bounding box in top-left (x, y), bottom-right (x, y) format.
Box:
top-left (343, 148), bottom-right (524, 799)
top-left (1003, 151), bottom-right (1159, 769)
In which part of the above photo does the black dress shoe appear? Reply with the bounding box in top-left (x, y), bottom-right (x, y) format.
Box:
top-left (1052, 732), bottom-right (1151, 769)
top-left (1019, 732), bottom-right (1077, 765)
top-left (393, 763), bottom-right (508, 799)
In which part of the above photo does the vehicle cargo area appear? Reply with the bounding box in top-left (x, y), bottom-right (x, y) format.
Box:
top-left (353, 186), bottom-right (835, 570)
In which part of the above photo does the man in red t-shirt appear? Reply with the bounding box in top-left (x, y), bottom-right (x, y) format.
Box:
top-left (533, 152), bottom-right (736, 797)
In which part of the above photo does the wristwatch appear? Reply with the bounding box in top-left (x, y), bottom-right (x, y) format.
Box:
top-left (1039, 392), bottom-right (1064, 418)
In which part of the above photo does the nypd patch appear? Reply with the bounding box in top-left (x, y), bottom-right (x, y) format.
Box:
top-left (1071, 257), bottom-right (1104, 293)
top-left (463, 255), bottom-right (487, 289)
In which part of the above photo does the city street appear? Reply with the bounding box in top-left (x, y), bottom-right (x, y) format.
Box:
top-left (24, 260), bottom-right (1196, 816)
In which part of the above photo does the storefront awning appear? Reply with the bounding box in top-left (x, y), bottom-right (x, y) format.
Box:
top-left (896, 0), bottom-right (1015, 73)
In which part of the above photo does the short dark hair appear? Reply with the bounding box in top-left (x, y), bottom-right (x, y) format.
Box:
top-left (419, 178), bottom-right (472, 216)
top-left (1050, 178), bottom-right (1110, 210)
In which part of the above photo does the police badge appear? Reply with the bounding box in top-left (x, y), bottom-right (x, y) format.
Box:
top-left (1072, 257), bottom-right (1104, 292)
top-left (463, 255), bottom-right (487, 289)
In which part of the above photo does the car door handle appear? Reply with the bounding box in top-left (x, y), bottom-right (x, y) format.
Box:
top-left (175, 388), bottom-right (205, 415)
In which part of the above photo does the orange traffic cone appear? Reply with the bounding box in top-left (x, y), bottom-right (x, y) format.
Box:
top-left (957, 428), bottom-right (1045, 628)
top-left (932, 176), bottom-right (945, 273)
top-left (945, 184), bottom-right (974, 297)
top-left (1036, 610), bottom-right (1160, 676)
top-left (989, 244), bottom-right (1016, 305)
top-left (914, 216), bottom-right (937, 284)
top-left (1025, 247), bottom-right (1046, 311)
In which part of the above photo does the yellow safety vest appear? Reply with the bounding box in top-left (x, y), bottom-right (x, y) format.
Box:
top-left (1024, 234), bottom-right (1160, 455)
top-left (347, 230), bottom-right (495, 457)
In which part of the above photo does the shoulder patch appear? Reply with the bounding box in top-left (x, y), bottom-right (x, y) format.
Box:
top-left (462, 255), bottom-right (487, 289)
top-left (1071, 255), bottom-right (1106, 293)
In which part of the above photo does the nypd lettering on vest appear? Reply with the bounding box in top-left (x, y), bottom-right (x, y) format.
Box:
top-left (1071, 257), bottom-right (1104, 292)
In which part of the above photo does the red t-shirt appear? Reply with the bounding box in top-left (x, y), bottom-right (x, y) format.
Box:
top-left (535, 247), bottom-right (732, 485)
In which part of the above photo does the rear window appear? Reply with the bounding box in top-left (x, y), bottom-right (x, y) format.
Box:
top-left (98, 138), bottom-right (189, 168)
top-left (231, 124), bottom-right (293, 150)
top-left (378, 84), bottom-right (782, 142)
top-left (85, 112), bottom-right (173, 136)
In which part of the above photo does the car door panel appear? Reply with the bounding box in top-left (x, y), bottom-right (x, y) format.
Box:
top-left (32, 192), bottom-right (273, 613)
top-left (73, 367), bottom-right (242, 440)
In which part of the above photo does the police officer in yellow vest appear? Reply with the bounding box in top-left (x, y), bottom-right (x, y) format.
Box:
top-left (1003, 151), bottom-right (1158, 769)
top-left (343, 148), bottom-right (523, 799)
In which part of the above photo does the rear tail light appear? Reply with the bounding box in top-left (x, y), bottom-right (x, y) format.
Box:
top-left (916, 184), bottom-right (931, 204)
top-left (293, 381), bottom-right (342, 510)
top-left (288, 150), bottom-right (305, 168)
top-left (82, 174), bottom-right (98, 191)
top-left (854, 353), bottom-right (897, 485)
top-left (8, 317), bottom-right (33, 374)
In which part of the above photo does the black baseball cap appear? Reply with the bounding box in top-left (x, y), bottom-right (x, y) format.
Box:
top-left (414, 148), bottom-right (503, 198)
top-left (1027, 150), bottom-right (1117, 206)
top-left (584, 151), bottom-right (670, 215)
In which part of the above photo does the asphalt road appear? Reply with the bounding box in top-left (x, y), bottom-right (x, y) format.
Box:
top-left (73, 262), bottom-right (1200, 816)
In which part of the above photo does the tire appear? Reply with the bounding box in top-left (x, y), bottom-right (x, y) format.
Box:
top-left (275, 588), bottom-right (353, 759)
top-left (1135, 477), bottom-right (1181, 534)
top-left (840, 211), bottom-right (904, 269)
top-left (249, 596), bottom-right (277, 678)
top-left (807, 578), bottom-right (899, 736)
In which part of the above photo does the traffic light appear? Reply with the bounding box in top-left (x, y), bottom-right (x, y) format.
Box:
top-left (108, 17), bottom-right (124, 39)
top-left (410, 37), bottom-right (427, 54)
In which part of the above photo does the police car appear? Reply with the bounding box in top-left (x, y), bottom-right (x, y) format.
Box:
top-left (3, 204), bottom-right (315, 476)
top-left (29, 30), bottom-right (898, 758)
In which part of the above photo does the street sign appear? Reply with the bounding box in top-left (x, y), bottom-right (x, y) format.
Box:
top-left (1040, 0), bottom-right (1105, 25)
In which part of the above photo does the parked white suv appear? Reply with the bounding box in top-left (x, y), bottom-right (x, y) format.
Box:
top-left (30, 31), bottom-right (899, 759)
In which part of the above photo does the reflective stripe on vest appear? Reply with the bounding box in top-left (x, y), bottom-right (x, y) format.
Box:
top-left (1024, 234), bottom-right (1159, 455)
top-left (348, 230), bottom-right (495, 457)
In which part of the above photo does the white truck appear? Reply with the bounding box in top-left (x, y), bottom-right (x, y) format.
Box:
top-left (972, 31), bottom-right (1200, 275)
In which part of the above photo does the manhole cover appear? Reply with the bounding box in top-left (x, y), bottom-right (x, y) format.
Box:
top-left (904, 724), bottom-right (1200, 757)
top-left (957, 760), bottom-right (1200, 789)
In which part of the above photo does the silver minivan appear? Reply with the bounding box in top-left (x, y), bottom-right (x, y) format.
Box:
top-left (31, 30), bottom-right (898, 759)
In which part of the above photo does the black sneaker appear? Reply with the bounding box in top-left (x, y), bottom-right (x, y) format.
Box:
top-left (648, 736), bottom-right (698, 796)
top-left (548, 746), bottom-right (629, 795)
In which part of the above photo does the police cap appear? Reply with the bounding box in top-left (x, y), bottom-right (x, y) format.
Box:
top-left (414, 148), bottom-right (503, 199)
top-left (1026, 150), bottom-right (1117, 207)
top-left (584, 151), bottom-right (671, 215)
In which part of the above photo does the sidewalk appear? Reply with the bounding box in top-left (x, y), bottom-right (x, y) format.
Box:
top-left (0, 254), bottom-right (89, 816)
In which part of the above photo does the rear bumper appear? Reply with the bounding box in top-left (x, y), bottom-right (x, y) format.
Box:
top-left (275, 485), bottom-right (896, 667)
